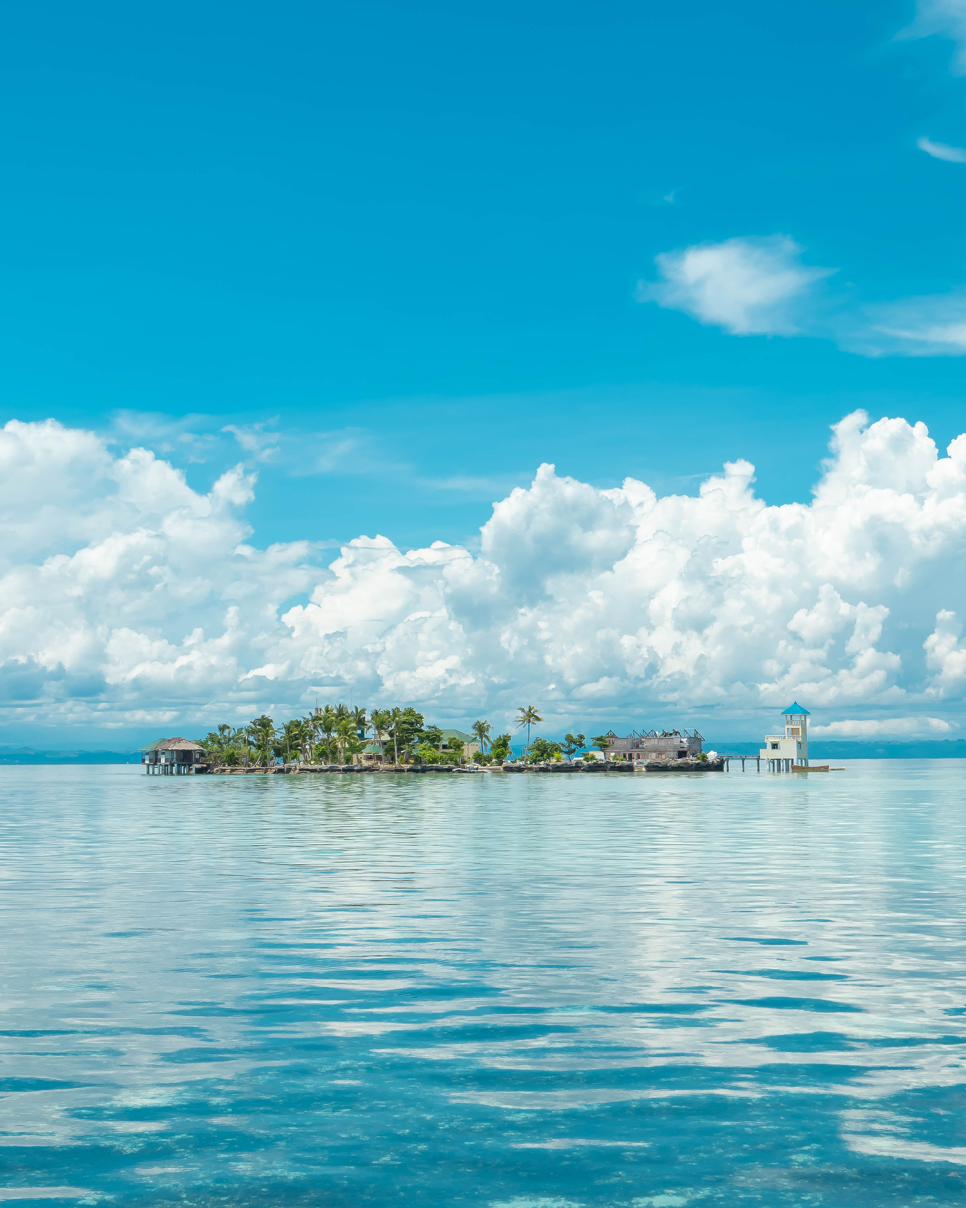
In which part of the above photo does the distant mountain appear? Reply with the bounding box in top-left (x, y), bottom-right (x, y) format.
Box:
top-left (0, 748), bottom-right (140, 764)
top-left (710, 740), bottom-right (966, 760)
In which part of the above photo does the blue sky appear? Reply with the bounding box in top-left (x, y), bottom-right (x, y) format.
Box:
top-left (4, 0), bottom-right (966, 551)
top-left (6, 1), bottom-right (966, 748)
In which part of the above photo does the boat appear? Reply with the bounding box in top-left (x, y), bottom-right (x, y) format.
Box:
top-left (792, 764), bottom-right (829, 772)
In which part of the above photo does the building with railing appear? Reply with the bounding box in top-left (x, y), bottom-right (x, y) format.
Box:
top-left (141, 737), bottom-right (207, 774)
top-left (759, 704), bottom-right (809, 771)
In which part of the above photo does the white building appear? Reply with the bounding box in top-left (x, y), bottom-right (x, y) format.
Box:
top-left (759, 704), bottom-right (809, 772)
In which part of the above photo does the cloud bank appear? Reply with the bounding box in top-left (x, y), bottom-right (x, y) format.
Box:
top-left (2, 415), bottom-right (966, 739)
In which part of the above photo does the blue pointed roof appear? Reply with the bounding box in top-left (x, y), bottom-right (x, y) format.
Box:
top-left (782, 702), bottom-right (810, 715)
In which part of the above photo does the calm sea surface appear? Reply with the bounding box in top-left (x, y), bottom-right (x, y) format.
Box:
top-left (2, 762), bottom-right (966, 1206)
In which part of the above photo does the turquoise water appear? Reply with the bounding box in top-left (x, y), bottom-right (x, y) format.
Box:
top-left (2, 763), bottom-right (966, 1205)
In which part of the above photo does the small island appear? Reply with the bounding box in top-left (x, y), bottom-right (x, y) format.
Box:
top-left (140, 704), bottom-right (727, 774)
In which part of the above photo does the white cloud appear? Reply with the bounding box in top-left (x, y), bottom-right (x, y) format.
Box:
top-left (809, 717), bottom-right (955, 738)
top-left (640, 233), bottom-right (966, 358)
top-left (639, 236), bottom-right (833, 336)
top-left (902, 0), bottom-right (966, 73)
top-left (917, 135), bottom-right (966, 162)
top-left (858, 291), bottom-right (966, 356)
top-left (3, 413), bottom-right (966, 737)
top-left (923, 609), bottom-right (966, 695)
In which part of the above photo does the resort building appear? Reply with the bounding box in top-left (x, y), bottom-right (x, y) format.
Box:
top-left (439, 729), bottom-right (480, 758)
top-left (759, 704), bottom-right (809, 772)
top-left (141, 737), bottom-right (207, 774)
top-left (603, 729), bottom-right (704, 764)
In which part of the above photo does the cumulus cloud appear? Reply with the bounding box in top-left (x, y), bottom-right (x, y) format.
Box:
top-left (3, 414), bottom-right (966, 737)
top-left (917, 135), bottom-right (966, 162)
top-left (639, 236), bottom-right (833, 336)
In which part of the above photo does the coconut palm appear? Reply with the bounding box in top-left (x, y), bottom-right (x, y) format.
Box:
top-left (370, 709), bottom-right (392, 762)
top-left (471, 719), bottom-right (491, 755)
top-left (515, 705), bottom-right (543, 758)
top-left (319, 706), bottom-right (338, 761)
top-left (281, 718), bottom-right (303, 763)
top-left (247, 715), bottom-right (276, 766)
top-left (351, 706), bottom-right (368, 739)
top-left (387, 706), bottom-right (403, 765)
top-left (335, 718), bottom-right (356, 764)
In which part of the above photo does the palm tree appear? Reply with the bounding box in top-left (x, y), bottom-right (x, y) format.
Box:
top-left (388, 706), bottom-right (403, 765)
top-left (300, 716), bottom-right (317, 762)
top-left (515, 705), bottom-right (543, 758)
top-left (335, 718), bottom-right (356, 764)
top-left (471, 719), bottom-right (491, 756)
top-left (370, 709), bottom-right (392, 762)
top-left (320, 706), bottom-right (337, 762)
top-left (281, 718), bottom-right (302, 763)
top-left (247, 715), bottom-right (276, 766)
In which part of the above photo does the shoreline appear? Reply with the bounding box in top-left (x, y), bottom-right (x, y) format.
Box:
top-left (199, 757), bottom-right (728, 776)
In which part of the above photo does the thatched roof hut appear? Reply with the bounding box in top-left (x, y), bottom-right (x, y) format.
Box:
top-left (141, 737), bottom-right (206, 774)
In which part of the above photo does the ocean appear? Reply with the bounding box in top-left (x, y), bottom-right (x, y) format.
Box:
top-left (2, 762), bottom-right (966, 1205)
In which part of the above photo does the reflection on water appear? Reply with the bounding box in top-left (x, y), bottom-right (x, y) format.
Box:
top-left (1, 762), bottom-right (966, 1204)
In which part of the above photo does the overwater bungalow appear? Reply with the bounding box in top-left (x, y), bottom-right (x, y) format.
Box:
top-left (141, 737), bottom-right (207, 774)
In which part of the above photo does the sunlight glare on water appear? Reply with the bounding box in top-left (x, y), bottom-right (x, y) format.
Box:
top-left (2, 762), bottom-right (966, 1205)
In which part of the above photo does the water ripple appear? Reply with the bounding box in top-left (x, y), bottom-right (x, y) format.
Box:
top-left (2, 763), bottom-right (966, 1204)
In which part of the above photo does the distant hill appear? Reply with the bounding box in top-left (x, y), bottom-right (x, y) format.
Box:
top-left (710, 739), bottom-right (966, 760)
top-left (0, 747), bottom-right (140, 764)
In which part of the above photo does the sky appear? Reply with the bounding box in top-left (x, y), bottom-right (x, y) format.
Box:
top-left (3, 0), bottom-right (966, 746)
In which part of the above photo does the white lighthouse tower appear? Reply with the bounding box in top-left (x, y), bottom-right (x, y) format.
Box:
top-left (760, 703), bottom-right (809, 772)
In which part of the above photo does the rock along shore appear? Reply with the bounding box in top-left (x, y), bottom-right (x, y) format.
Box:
top-left (202, 758), bottom-right (725, 775)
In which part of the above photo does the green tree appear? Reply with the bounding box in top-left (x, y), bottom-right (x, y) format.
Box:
top-left (384, 707), bottom-right (402, 764)
top-left (296, 717), bottom-right (315, 762)
top-left (527, 737), bottom-right (562, 763)
top-left (319, 706), bottom-right (338, 761)
top-left (351, 706), bottom-right (368, 739)
top-left (489, 733), bottom-right (512, 761)
top-left (515, 705), bottom-right (543, 758)
top-left (280, 718), bottom-right (303, 763)
top-left (416, 741), bottom-right (440, 764)
top-left (471, 719), bottom-right (491, 756)
top-left (590, 734), bottom-right (611, 756)
top-left (344, 736), bottom-right (367, 762)
top-left (370, 708), bottom-right (392, 762)
top-left (313, 736), bottom-right (334, 763)
top-left (423, 725), bottom-right (444, 749)
top-left (562, 732), bottom-right (586, 761)
top-left (335, 718), bottom-right (356, 764)
top-left (392, 707), bottom-right (425, 762)
top-left (200, 723), bottom-right (243, 764)
top-left (247, 715), bottom-right (276, 766)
